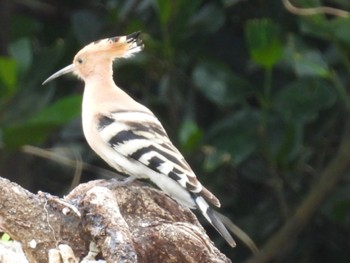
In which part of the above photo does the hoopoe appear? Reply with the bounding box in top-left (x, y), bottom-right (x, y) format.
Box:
top-left (43, 31), bottom-right (236, 247)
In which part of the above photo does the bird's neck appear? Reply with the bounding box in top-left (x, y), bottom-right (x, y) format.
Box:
top-left (82, 63), bottom-right (151, 116)
top-left (83, 62), bottom-right (121, 105)
top-left (85, 61), bottom-right (115, 89)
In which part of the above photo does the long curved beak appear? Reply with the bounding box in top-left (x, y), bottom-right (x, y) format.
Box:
top-left (42, 64), bottom-right (75, 85)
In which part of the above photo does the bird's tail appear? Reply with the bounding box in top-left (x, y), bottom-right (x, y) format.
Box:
top-left (194, 195), bottom-right (236, 247)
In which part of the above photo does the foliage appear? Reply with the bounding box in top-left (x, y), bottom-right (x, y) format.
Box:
top-left (1, 0), bottom-right (350, 262)
top-left (1, 233), bottom-right (11, 242)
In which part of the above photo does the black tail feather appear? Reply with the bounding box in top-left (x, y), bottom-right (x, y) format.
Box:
top-left (193, 194), bottom-right (236, 247)
top-left (206, 207), bottom-right (236, 247)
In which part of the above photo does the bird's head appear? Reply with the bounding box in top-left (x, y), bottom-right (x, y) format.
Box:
top-left (43, 31), bottom-right (143, 84)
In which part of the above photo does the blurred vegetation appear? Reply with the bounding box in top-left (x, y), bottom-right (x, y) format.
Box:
top-left (1, 0), bottom-right (350, 262)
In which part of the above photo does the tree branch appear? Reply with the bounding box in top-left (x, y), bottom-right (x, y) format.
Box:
top-left (283, 0), bottom-right (349, 17)
top-left (0, 177), bottom-right (231, 263)
top-left (245, 127), bottom-right (350, 263)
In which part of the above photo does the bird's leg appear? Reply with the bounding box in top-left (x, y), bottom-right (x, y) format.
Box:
top-left (118, 175), bottom-right (138, 185)
top-left (108, 175), bottom-right (138, 189)
top-left (81, 242), bottom-right (106, 263)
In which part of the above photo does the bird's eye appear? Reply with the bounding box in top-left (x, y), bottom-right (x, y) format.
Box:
top-left (77, 58), bottom-right (83, 64)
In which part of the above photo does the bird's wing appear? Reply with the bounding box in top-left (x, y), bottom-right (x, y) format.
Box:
top-left (95, 110), bottom-right (235, 246)
top-left (96, 110), bottom-right (220, 207)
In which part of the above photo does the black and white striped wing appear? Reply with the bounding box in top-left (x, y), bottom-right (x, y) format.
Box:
top-left (96, 110), bottom-right (219, 207)
top-left (95, 110), bottom-right (234, 245)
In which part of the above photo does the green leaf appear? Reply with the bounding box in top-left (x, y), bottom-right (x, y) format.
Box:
top-left (245, 19), bottom-right (283, 68)
top-left (3, 95), bottom-right (82, 148)
top-left (11, 15), bottom-right (40, 39)
top-left (192, 61), bottom-right (253, 106)
top-left (189, 3), bottom-right (225, 34)
top-left (0, 57), bottom-right (17, 96)
top-left (28, 95), bottom-right (82, 126)
top-left (294, 51), bottom-right (329, 77)
top-left (3, 123), bottom-right (54, 148)
top-left (178, 119), bottom-right (203, 153)
top-left (272, 78), bottom-right (336, 123)
top-left (204, 108), bottom-right (260, 166)
top-left (329, 17), bottom-right (350, 45)
top-left (153, 0), bottom-right (173, 25)
top-left (299, 16), bottom-right (330, 40)
top-left (202, 148), bottom-right (231, 172)
top-left (8, 38), bottom-right (33, 74)
top-left (1, 233), bottom-right (11, 242)
top-left (275, 121), bottom-right (304, 164)
top-left (283, 37), bottom-right (330, 77)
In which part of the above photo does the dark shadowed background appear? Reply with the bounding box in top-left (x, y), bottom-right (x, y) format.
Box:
top-left (1, 0), bottom-right (350, 262)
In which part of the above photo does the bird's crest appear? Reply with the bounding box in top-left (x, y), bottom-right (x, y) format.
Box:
top-left (79, 31), bottom-right (144, 59)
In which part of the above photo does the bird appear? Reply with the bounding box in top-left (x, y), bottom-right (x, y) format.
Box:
top-left (43, 31), bottom-right (236, 247)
